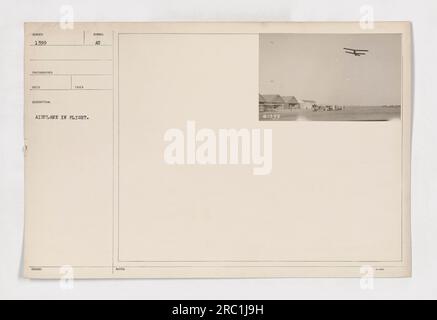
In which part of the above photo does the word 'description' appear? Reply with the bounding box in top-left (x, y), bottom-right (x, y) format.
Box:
top-left (163, 121), bottom-right (273, 175)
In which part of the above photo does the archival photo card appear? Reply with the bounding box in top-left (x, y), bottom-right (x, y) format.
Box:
top-left (23, 22), bottom-right (411, 278)
top-left (259, 33), bottom-right (402, 121)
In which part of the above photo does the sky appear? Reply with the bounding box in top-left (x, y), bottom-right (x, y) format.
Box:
top-left (259, 33), bottom-right (402, 106)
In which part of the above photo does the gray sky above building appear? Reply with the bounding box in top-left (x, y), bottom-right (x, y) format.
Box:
top-left (259, 33), bottom-right (401, 106)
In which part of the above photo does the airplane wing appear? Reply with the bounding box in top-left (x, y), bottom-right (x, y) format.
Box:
top-left (343, 48), bottom-right (369, 52)
top-left (343, 48), bottom-right (368, 56)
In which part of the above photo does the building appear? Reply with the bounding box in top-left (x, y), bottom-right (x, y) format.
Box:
top-left (261, 94), bottom-right (285, 110)
top-left (259, 94), bottom-right (266, 112)
top-left (300, 99), bottom-right (317, 110)
top-left (282, 96), bottom-right (299, 109)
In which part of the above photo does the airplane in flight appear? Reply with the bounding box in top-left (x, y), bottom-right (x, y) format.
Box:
top-left (343, 47), bottom-right (369, 56)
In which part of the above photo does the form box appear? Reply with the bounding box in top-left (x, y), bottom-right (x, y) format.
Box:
top-left (30, 75), bottom-right (71, 90)
top-left (29, 75), bottom-right (112, 90)
top-left (28, 45), bottom-right (113, 60)
top-left (72, 75), bottom-right (112, 90)
top-left (28, 60), bottom-right (112, 76)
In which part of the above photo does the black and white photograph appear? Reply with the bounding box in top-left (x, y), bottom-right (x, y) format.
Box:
top-left (259, 34), bottom-right (402, 121)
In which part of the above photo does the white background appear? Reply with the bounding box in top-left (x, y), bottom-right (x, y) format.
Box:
top-left (1, 0), bottom-right (436, 300)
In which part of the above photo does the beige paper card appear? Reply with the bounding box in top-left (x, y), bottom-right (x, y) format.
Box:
top-left (24, 22), bottom-right (412, 278)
